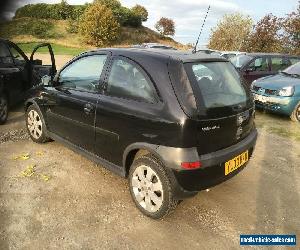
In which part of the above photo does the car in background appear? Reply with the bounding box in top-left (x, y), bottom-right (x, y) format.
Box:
top-left (220, 51), bottom-right (246, 60)
top-left (230, 53), bottom-right (300, 86)
top-left (252, 62), bottom-right (300, 122)
top-left (132, 43), bottom-right (177, 50)
top-left (25, 48), bottom-right (257, 219)
top-left (0, 38), bottom-right (56, 124)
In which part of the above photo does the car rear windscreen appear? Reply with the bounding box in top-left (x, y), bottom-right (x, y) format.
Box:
top-left (185, 61), bottom-right (247, 109)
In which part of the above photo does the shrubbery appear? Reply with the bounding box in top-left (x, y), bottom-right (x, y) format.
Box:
top-left (79, 3), bottom-right (120, 46)
top-left (14, 0), bottom-right (147, 28)
top-left (0, 18), bottom-right (56, 39)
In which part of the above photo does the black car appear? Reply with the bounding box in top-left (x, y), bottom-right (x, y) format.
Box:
top-left (230, 53), bottom-right (300, 86)
top-left (0, 38), bottom-right (56, 124)
top-left (25, 48), bottom-right (257, 219)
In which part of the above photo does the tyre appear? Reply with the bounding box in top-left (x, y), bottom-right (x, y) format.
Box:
top-left (129, 154), bottom-right (179, 219)
top-left (26, 105), bottom-right (50, 143)
top-left (0, 94), bottom-right (8, 125)
top-left (290, 102), bottom-right (300, 122)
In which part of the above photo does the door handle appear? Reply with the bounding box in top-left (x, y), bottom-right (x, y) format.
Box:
top-left (84, 103), bottom-right (94, 115)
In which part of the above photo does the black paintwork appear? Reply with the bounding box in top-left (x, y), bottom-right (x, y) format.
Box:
top-left (0, 38), bottom-right (55, 111)
top-left (26, 48), bottom-right (257, 198)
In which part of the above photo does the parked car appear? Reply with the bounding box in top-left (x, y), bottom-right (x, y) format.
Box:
top-left (230, 53), bottom-right (300, 86)
top-left (25, 48), bottom-right (257, 219)
top-left (220, 51), bottom-right (246, 60)
top-left (132, 43), bottom-right (177, 50)
top-left (0, 38), bottom-right (56, 124)
top-left (252, 62), bottom-right (300, 122)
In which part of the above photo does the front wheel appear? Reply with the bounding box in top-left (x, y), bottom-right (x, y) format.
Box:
top-left (129, 154), bottom-right (179, 219)
top-left (26, 105), bottom-right (50, 143)
top-left (0, 94), bottom-right (8, 125)
top-left (290, 102), bottom-right (300, 122)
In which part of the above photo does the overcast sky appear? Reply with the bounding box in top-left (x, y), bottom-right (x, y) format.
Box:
top-left (1, 0), bottom-right (299, 46)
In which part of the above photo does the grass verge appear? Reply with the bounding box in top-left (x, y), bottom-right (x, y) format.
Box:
top-left (17, 42), bottom-right (87, 56)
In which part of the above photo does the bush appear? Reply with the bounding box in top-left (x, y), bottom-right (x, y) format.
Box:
top-left (14, 1), bottom-right (83, 20)
top-left (79, 3), bottom-right (120, 46)
top-left (116, 7), bottom-right (141, 27)
top-left (14, 1), bottom-right (145, 28)
top-left (30, 21), bottom-right (54, 38)
top-left (0, 18), bottom-right (56, 39)
top-left (131, 5), bottom-right (148, 22)
top-left (66, 19), bottom-right (79, 33)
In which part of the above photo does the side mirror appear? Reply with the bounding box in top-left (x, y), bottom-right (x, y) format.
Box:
top-left (41, 75), bottom-right (52, 86)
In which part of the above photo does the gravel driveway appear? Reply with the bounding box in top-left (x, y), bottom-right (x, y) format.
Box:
top-left (0, 105), bottom-right (299, 249)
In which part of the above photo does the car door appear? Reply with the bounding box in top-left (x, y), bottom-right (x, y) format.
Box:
top-left (270, 56), bottom-right (291, 74)
top-left (44, 53), bottom-right (110, 152)
top-left (94, 56), bottom-right (160, 166)
top-left (242, 56), bottom-right (270, 85)
top-left (0, 41), bottom-right (29, 105)
top-left (29, 43), bottom-right (57, 86)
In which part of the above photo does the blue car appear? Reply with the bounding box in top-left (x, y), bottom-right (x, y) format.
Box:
top-left (251, 62), bottom-right (300, 122)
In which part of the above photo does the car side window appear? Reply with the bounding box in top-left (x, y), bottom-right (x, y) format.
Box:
top-left (0, 42), bottom-right (13, 65)
top-left (271, 57), bottom-right (290, 71)
top-left (106, 58), bottom-right (158, 103)
top-left (290, 58), bottom-right (300, 65)
top-left (8, 44), bottom-right (27, 66)
top-left (247, 57), bottom-right (269, 72)
top-left (59, 55), bottom-right (107, 92)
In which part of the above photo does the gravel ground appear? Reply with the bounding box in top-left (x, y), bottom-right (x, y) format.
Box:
top-left (0, 105), bottom-right (299, 250)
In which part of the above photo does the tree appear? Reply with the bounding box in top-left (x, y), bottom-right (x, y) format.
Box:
top-left (57, 0), bottom-right (72, 19)
top-left (94, 0), bottom-right (121, 11)
top-left (131, 5), bottom-right (148, 22)
top-left (246, 14), bottom-right (283, 53)
top-left (282, 1), bottom-right (300, 54)
top-left (79, 3), bottom-right (120, 46)
top-left (155, 17), bottom-right (175, 36)
top-left (208, 13), bottom-right (253, 51)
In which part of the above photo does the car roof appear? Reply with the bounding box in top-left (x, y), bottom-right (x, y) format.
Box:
top-left (83, 48), bottom-right (228, 63)
top-left (243, 52), bottom-right (300, 57)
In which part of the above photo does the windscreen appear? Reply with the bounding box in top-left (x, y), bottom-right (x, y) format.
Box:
top-left (230, 55), bottom-right (252, 68)
top-left (283, 62), bottom-right (300, 75)
top-left (186, 61), bottom-right (248, 109)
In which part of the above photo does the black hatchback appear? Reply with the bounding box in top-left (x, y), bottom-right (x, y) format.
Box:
top-left (0, 38), bottom-right (56, 124)
top-left (25, 48), bottom-right (257, 219)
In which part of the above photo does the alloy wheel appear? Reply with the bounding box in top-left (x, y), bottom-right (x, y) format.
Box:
top-left (131, 165), bottom-right (164, 213)
top-left (27, 110), bottom-right (43, 139)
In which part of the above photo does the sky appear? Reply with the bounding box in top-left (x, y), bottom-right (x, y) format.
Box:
top-left (1, 0), bottom-right (299, 46)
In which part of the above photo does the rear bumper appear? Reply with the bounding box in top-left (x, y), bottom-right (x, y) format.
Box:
top-left (159, 129), bottom-right (258, 199)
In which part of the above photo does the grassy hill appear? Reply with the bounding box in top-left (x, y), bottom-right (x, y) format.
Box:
top-left (0, 17), bottom-right (186, 55)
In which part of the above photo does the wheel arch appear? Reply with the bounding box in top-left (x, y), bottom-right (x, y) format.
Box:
top-left (123, 143), bottom-right (165, 177)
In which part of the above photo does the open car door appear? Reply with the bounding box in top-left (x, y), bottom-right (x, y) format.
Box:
top-left (29, 43), bottom-right (56, 86)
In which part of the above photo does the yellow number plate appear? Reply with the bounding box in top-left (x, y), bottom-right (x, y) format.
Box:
top-left (225, 151), bottom-right (249, 176)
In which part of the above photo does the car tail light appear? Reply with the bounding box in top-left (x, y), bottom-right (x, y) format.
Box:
top-left (181, 161), bottom-right (202, 169)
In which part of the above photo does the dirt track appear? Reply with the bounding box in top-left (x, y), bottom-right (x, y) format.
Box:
top-left (0, 105), bottom-right (299, 249)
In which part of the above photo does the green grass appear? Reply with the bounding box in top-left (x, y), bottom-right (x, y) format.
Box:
top-left (17, 42), bottom-right (87, 56)
top-left (269, 127), bottom-right (300, 141)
